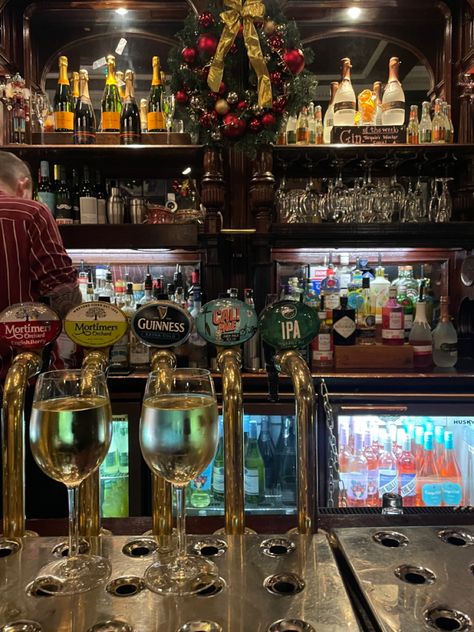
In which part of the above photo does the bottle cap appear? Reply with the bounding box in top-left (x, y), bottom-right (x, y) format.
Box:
top-left (382, 492), bottom-right (403, 510)
top-left (362, 277), bottom-right (370, 289)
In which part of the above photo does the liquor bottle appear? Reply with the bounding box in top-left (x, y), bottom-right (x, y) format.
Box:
top-left (141, 270), bottom-right (155, 305)
top-left (338, 426), bottom-right (351, 507)
top-left (243, 289), bottom-right (261, 371)
top-left (396, 285), bottom-right (414, 340)
top-left (417, 432), bottom-right (442, 506)
top-left (382, 57), bottom-right (405, 126)
top-left (296, 106), bottom-right (310, 144)
top-left (212, 419), bottom-right (225, 504)
top-left (95, 170), bottom-right (108, 225)
top-left (120, 70), bottom-right (141, 145)
top-left (101, 54), bottom-right (122, 132)
top-left (280, 418), bottom-right (297, 507)
top-left (419, 101), bottom-right (432, 143)
top-left (333, 58), bottom-right (356, 126)
top-left (337, 253), bottom-right (352, 290)
top-left (357, 278), bottom-right (376, 345)
top-left (382, 288), bottom-right (404, 346)
top-left (79, 165), bottom-right (98, 224)
top-left (406, 104), bottom-right (419, 144)
top-left (391, 265), bottom-right (418, 301)
top-left (439, 431), bottom-right (463, 506)
top-left (409, 298), bottom-right (433, 369)
top-left (244, 420), bottom-right (265, 505)
top-left (320, 264), bottom-right (340, 321)
top-left (378, 436), bottom-right (398, 499)
top-left (258, 417), bottom-right (275, 494)
top-left (363, 431), bottom-right (379, 507)
top-left (346, 433), bottom-right (368, 507)
top-left (37, 160), bottom-right (56, 215)
top-left (53, 55), bottom-right (74, 132)
top-left (308, 103), bottom-right (316, 144)
top-left (147, 56), bottom-right (165, 132)
top-left (116, 71), bottom-right (126, 101)
top-left (444, 103), bottom-right (454, 143)
top-left (140, 98), bottom-right (148, 133)
top-left (311, 296), bottom-right (334, 368)
top-left (99, 269), bottom-right (115, 300)
top-left (370, 259), bottom-right (390, 327)
top-left (286, 113), bottom-right (297, 144)
top-left (333, 295), bottom-right (356, 346)
top-left (54, 165), bottom-right (73, 225)
top-left (432, 296), bottom-right (458, 367)
top-left (277, 114), bottom-right (287, 145)
top-left (397, 435), bottom-right (417, 506)
top-left (77, 260), bottom-right (89, 302)
top-left (70, 168), bottom-right (80, 224)
top-left (373, 81), bottom-right (383, 125)
top-left (71, 71), bottom-right (80, 110)
top-left (74, 69), bottom-right (96, 145)
top-left (188, 288), bottom-right (208, 369)
top-left (432, 98), bottom-right (447, 144)
top-left (314, 104), bottom-right (323, 144)
top-left (323, 81), bottom-right (339, 143)
top-left (110, 282), bottom-right (133, 368)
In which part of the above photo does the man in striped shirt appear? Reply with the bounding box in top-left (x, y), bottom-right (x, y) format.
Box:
top-left (0, 151), bottom-right (81, 385)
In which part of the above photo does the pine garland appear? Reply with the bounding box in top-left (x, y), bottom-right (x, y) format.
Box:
top-left (168, 0), bottom-right (316, 156)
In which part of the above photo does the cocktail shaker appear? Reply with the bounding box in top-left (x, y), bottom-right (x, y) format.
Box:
top-left (130, 197), bottom-right (146, 224)
top-left (107, 187), bottom-right (124, 224)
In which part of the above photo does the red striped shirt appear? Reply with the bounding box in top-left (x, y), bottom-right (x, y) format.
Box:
top-left (0, 191), bottom-right (76, 382)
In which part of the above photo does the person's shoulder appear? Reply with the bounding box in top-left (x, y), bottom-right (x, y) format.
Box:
top-left (0, 195), bottom-right (49, 220)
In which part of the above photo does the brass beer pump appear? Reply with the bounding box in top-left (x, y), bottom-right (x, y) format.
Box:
top-left (0, 303), bottom-right (61, 538)
top-left (195, 298), bottom-right (258, 535)
top-left (259, 300), bottom-right (320, 534)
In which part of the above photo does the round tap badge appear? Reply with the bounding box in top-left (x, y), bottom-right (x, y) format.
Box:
top-left (131, 302), bottom-right (192, 348)
top-left (195, 298), bottom-right (258, 347)
top-left (259, 300), bottom-right (320, 350)
top-left (64, 302), bottom-right (128, 348)
top-left (0, 302), bottom-right (62, 350)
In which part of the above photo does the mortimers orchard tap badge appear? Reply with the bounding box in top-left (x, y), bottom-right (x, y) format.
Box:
top-left (195, 298), bottom-right (258, 346)
top-left (0, 302), bottom-right (62, 350)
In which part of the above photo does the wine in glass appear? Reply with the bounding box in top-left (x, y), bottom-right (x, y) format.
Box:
top-left (161, 93), bottom-right (175, 144)
top-left (140, 368), bottom-right (219, 595)
top-left (29, 369), bottom-right (112, 594)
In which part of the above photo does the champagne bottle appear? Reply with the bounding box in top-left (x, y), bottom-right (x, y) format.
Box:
top-left (74, 69), bottom-right (96, 145)
top-left (116, 71), bottom-right (126, 101)
top-left (101, 54), bottom-right (122, 132)
top-left (244, 420), bottom-right (265, 505)
top-left (53, 55), bottom-right (74, 132)
top-left (120, 69), bottom-right (141, 145)
top-left (323, 81), bottom-right (339, 143)
top-left (71, 71), bottom-right (80, 110)
top-left (333, 58), bottom-right (356, 126)
top-left (382, 57), bottom-right (405, 126)
top-left (147, 56), bottom-right (165, 132)
top-left (432, 296), bottom-right (458, 368)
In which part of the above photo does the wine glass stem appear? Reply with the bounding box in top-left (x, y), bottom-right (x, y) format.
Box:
top-left (175, 486), bottom-right (186, 560)
top-left (67, 486), bottom-right (80, 558)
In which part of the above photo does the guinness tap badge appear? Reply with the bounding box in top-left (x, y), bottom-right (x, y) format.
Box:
top-left (132, 301), bottom-right (192, 348)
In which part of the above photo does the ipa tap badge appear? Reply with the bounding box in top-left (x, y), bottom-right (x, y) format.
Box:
top-left (64, 302), bottom-right (128, 348)
top-left (259, 300), bottom-right (320, 350)
top-left (0, 302), bottom-right (62, 350)
top-left (195, 298), bottom-right (258, 347)
top-left (131, 301), bottom-right (192, 348)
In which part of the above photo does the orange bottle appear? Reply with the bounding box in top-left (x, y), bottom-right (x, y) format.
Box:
top-left (363, 430), bottom-right (379, 507)
top-left (417, 432), bottom-right (442, 506)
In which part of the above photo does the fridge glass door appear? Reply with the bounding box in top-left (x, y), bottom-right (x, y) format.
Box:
top-left (100, 414), bottom-right (129, 518)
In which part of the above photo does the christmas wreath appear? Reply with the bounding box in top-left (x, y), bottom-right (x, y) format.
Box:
top-left (168, 0), bottom-right (316, 155)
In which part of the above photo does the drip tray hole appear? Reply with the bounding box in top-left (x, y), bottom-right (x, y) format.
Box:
top-left (267, 620), bottom-right (315, 632)
top-left (0, 539), bottom-right (21, 558)
top-left (373, 531), bottom-right (409, 548)
top-left (260, 538), bottom-right (296, 558)
top-left (394, 565), bottom-right (436, 586)
top-left (264, 573), bottom-right (305, 596)
top-left (195, 576), bottom-right (226, 598)
top-left (191, 538), bottom-right (228, 558)
top-left (177, 622), bottom-right (223, 632)
top-left (0, 621), bottom-right (43, 632)
top-left (25, 576), bottom-right (63, 597)
top-left (122, 539), bottom-right (158, 558)
top-left (87, 621), bottom-right (134, 632)
top-left (438, 530), bottom-right (474, 547)
top-left (425, 607), bottom-right (472, 632)
top-left (106, 577), bottom-right (145, 598)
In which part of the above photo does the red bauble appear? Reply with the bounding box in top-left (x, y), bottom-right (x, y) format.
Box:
top-left (198, 11), bottom-right (215, 30)
top-left (237, 100), bottom-right (248, 112)
top-left (181, 47), bottom-right (197, 65)
top-left (176, 90), bottom-right (189, 105)
top-left (283, 48), bottom-right (305, 75)
top-left (218, 81), bottom-right (226, 95)
top-left (268, 34), bottom-right (284, 50)
top-left (200, 111), bottom-right (218, 129)
top-left (270, 71), bottom-right (283, 87)
top-left (272, 95), bottom-right (288, 113)
top-left (198, 33), bottom-right (218, 56)
top-left (208, 90), bottom-right (220, 102)
top-left (262, 112), bottom-right (277, 129)
top-left (249, 118), bottom-right (262, 133)
top-left (222, 113), bottom-right (247, 138)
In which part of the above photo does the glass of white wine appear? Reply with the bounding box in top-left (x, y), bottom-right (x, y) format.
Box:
top-left (29, 369), bottom-right (112, 594)
top-left (140, 368), bottom-right (219, 595)
top-left (161, 93), bottom-right (175, 144)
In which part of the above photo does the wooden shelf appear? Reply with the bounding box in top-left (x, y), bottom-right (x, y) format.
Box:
top-left (59, 223), bottom-right (199, 250)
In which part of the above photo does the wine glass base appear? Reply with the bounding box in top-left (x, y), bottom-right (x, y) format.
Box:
top-left (35, 554), bottom-right (111, 595)
top-left (144, 555), bottom-right (219, 596)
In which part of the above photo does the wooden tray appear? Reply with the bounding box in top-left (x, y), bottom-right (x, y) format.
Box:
top-left (31, 132), bottom-right (192, 145)
top-left (334, 343), bottom-right (414, 369)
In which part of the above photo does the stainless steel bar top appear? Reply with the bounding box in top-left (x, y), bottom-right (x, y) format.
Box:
top-left (333, 525), bottom-right (474, 632)
top-left (0, 534), bottom-right (360, 632)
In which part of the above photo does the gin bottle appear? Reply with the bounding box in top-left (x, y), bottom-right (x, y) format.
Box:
top-left (382, 57), bottom-right (405, 126)
top-left (333, 58), bottom-right (356, 126)
top-left (432, 98), bottom-right (447, 144)
top-left (406, 105), bottom-right (419, 144)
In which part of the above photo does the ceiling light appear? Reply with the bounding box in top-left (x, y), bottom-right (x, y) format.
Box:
top-left (347, 6), bottom-right (362, 19)
top-left (115, 7), bottom-right (128, 16)
top-left (182, 167), bottom-right (192, 175)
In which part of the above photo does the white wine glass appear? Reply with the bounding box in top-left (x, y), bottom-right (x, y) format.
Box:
top-left (161, 93), bottom-right (176, 144)
top-left (29, 369), bottom-right (112, 594)
top-left (140, 368), bottom-right (219, 595)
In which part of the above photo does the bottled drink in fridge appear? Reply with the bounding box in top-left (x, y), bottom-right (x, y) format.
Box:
top-left (346, 433), bottom-right (368, 507)
top-left (277, 417), bottom-right (297, 507)
top-left (378, 436), bottom-right (398, 499)
top-left (338, 426), bottom-right (351, 507)
top-left (432, 296), bottom-right (458, 367)
top-left (382, 57), bottom-right (405, 126)
top-left (363, 431), bottom-right (379, 506)
top-left (244, 420), bottom-right (265, 505)
top-left (189, 460), bottom-right (213, 508)
top-left (258, 416), bottom-right (275, 494)
top-left (211, 419), bottom-right (225, 504)
top-left (417, 431), bottom-right (442, 506)
top-left (333, 58), bottom-right (356, 126)
top-left (397, 435), bottom-right (417, 506)
top-left (439, 430), bottom-right (463, 506)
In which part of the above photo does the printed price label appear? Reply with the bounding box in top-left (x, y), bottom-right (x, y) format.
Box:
top-left (115, 38), bottom-right (127, 55)
top-left (0, 302), bottom-right (61, 349)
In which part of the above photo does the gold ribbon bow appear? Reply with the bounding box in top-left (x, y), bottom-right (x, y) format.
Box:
top-left (207, 0), bottom-right (272, 109)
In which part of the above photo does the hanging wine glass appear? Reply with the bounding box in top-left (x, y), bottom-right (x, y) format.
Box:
top-left (436, 177), bottom-right (454, 222)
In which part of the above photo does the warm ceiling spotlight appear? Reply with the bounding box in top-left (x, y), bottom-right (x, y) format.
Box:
top-left (115, 7), bottom-right (129, 16)
top-left (182, 166), bottom-right (192, 175)
top-left (347, 6), bottom-right (362, 19)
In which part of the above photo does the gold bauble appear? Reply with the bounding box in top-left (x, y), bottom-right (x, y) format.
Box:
top-left (264, 20), bottom-right (276, 35)
top-left (215, 98), bottom-right (230, 115)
